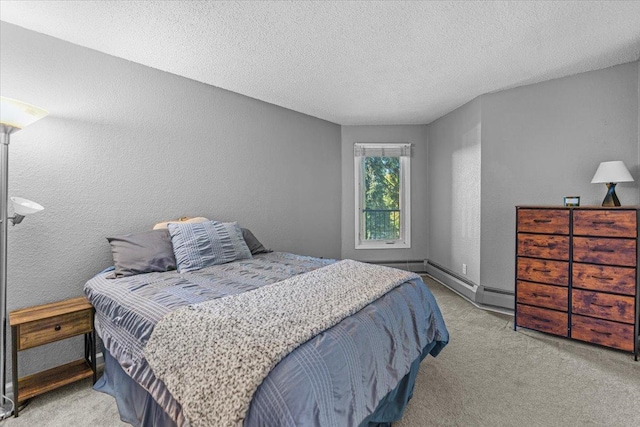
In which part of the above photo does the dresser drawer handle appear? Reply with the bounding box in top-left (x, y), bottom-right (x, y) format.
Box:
top-left (532, 268), bottom-right (551, 273)
top-left (530, 316), bottom-right (550, 323)
top-left (591, 302), bottom-right (613, 308)
top-left (54, 325), bottom-right (61, 331)
top-left (592, 221), bottom-right (615, 225)
top-left (589, 329), bottom-right (612, 336)
top-left (533, 219), bottom-right (552, 223)
top-left (531, 293), bottom-right (551, 298)
top-left (592, 247), bottom-right (614, 253)
top-left (591, 275), bottom-right (614, 281)
top-left (533, 243), bottom-right (550, 248)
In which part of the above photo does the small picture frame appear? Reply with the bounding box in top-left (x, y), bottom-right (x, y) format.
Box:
top-left (563, 196), bottom-right (580, 207)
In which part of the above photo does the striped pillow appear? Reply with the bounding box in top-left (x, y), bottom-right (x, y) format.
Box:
top-left (168, 220), bottom-right (252, 273)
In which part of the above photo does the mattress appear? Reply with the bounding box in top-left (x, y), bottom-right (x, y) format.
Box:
top-left (84, 252), bottom-right (449, 426)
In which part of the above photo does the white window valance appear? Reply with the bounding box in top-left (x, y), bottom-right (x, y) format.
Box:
top-left (354, 143), bottom-right (412, 158)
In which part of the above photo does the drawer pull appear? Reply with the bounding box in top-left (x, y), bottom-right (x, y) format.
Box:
top-left (531, 293), bottom-right (551, 298)
top-left (591, 302), bottom-right (613, 308)
top-left (592, 247), bottom-right (614, 253)
top-left (591, 275), bottom-right (614, 281)
top-left (530, 316), bottom-right (550, 323)
top-left (54, 325), bottom-right (61, 331)
top-left (532, 268), bottom-right (551, 273)
top-left (533, 219), bottom-right (552, 223)
top-left (589, 329), bottom-right (612, 336)
top-left (592, 221), bottom-right (615, 225)
top-left (533, 243), bottom-right (550, 248)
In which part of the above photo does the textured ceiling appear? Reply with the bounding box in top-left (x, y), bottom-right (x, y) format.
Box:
top-left (1, 1), bottom-right (640, 125)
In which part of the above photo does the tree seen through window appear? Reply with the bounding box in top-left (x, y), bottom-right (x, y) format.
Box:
top-left (363, 156), bottom-right (401, 240)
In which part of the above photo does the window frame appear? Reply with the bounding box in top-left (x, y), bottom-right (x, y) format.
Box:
top-left (354, 143), bottom-right (411, 250)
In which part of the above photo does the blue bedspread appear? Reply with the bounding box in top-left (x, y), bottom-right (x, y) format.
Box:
top-left (84, 252), bottom-right (448, 426)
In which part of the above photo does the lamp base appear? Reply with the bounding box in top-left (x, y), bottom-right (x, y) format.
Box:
top-left (0, 400), bottom-right (13, 419)
top-left (601, 182), bottom-right (621, 207)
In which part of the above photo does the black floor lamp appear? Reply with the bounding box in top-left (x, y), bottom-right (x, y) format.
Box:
top-left (0, 97), bottom-right (47, 418)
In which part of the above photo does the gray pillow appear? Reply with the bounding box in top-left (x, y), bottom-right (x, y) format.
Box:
top-left (168, 221), bottom-right (252, 273)
top-left (241, 228), bottom-right (272, 255)
top-left (107, 229), bottom-right (177, 278)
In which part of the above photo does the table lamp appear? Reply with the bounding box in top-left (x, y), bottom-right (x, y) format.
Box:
top-left (591, 161), bottom-right (634, 207)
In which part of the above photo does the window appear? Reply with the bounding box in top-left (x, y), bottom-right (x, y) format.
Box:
top-left (354, 143), bottom-right (411, 249)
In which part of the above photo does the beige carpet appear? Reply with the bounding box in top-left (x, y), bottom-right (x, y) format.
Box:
top-left (3, 277), bottom-right (639, 426)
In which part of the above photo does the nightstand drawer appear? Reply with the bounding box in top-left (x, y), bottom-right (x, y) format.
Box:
top-left (573, 210), bottom-right (636, 238)
top-left (571, 315), bottom-right (635, 352)
top-left (573, 237), bottom-right (636, 267)
top-left (18, 309), bottom-right (93, 351)
top-left (517, 234), bottom-right (569, 261)
top-left (572, 289), bottom-right (635, 324)
top-left (517, 209), bottom-right (569, 235)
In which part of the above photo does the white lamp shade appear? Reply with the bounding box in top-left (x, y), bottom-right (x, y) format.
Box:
top-left (0, 97), bottom-right (49, 130)
top-left (591, 161), bottom-right (634, 184)
top-left (11, 197), bottom-right (44, 216)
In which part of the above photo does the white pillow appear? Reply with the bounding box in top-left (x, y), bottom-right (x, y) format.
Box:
top-left (152, 216), bottom-right (209, 230)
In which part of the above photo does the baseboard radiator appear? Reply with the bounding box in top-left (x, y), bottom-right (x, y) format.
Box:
top-left (425, 260), bottom-right (514, 313)
top-left (363, 260), bottom-right (427, 273)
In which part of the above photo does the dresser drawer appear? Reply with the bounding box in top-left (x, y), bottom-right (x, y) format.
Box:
top-left (572, 237), bottom-right (636, 267)
top-left (572, 289), bottom-right (635, 324)
top-left (573, 210), bottom-right (636, 238)
top-left (517, 234), bottom-right (569, 261)
top-left (18, 309), bottom-right (93, 351)
top-left (517, 258), bottom-right (568, 286)
top-left (517, 209), bottom-right (569, 235)
top-left (516, 281), bottom-right (568, 311)
top-left (516, 304), bottom-right (568, 337)
top-left (572, 263), bottom-right (636, 296)
top-left (571, 315), bottom-right (635, 352)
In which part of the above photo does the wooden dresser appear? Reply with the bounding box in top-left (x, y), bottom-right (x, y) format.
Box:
top-left (515, 206), bottom-right (639, 360)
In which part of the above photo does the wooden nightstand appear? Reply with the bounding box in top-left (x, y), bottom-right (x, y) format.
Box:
top-left (9, 296), bottom-right (97, 417)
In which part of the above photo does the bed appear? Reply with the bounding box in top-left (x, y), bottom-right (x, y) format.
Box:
top-left (84, 222), bottom-right (448, 427)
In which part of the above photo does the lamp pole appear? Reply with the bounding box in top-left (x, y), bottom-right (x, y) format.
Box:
top-left (0, 125), bottom-right (14, 418)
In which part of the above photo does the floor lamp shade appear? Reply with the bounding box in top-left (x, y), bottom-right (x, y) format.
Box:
top-left (0, 96), bottom-right (48, 418)
top-left (10, 197), bottom-right (44, 216)
top-left (0, 97), bottom-right (49, 131)
top-left (591, 161), bottom-right (634, 207)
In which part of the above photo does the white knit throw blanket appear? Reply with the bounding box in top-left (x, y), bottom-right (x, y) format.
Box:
top-left (144, 259), bottom-right (419, 427)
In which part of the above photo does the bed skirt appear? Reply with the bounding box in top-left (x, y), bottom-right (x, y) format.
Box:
top-left (96, 341), bottom-right (438, 427)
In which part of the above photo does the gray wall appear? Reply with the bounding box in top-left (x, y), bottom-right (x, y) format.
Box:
top-left (480, 61), bottom-right (639, 294)
top-left (1, 22), bottom-right (342, 377)
top-left (341, 125), bottom-right (428, 263)
top-left (424, 61), bottom-right (639, 308)
top-left (427, 98), bottom-right (481, 285)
